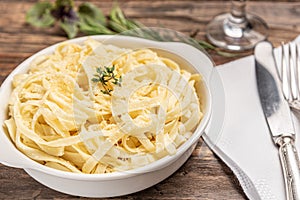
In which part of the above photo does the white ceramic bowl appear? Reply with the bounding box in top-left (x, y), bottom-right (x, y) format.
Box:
top-left (0, 35), bottom-right (214, 197)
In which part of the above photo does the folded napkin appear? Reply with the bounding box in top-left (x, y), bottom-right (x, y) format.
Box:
top-left (203, 36), bottom-right (300, 200)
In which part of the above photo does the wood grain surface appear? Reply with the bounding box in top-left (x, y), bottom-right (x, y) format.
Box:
top-left (0, 1), bottom-right (300, 199)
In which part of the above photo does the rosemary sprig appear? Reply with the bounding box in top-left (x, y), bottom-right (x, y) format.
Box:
top-left (91, 66), bottom-right (122, 95)
top-left (108, 5), bottom-right (237, 57)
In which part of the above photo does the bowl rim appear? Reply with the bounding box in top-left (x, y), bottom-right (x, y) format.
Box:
top-left (0, 35), bottom-right (213, 181)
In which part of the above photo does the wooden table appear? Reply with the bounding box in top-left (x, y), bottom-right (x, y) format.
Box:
top-left (0, 0), bottom-right (300, 199)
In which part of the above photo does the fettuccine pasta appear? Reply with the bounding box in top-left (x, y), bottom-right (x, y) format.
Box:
top-left (4, 39), bottom-right (203, 173)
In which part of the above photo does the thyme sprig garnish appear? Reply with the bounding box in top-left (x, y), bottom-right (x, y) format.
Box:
top-left (91, 65), bottom-right (122, 95)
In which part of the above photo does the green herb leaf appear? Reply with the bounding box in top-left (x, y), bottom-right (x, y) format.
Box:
top-left (78, 16), bottom-right (114, 35)
top-left (78, 3), bottom-right (115, 35)
top-left (110, 4), bottom-right (125, 25)
top-left (59, 20), bottom-right (78, 39)
top-left (52, 0), bottom-right (78, 22)
top-left (26, 2), bottom-right (55, 27)
top-left (55, 0), bottom-right (74, 8)
top-left (216, 51), bottom-right (238, 57)
top-left (78, 2), bottom-right (106, 25)
top-left (96, 67), bottom-right (102, 74)
top-left (109, 20), bottom-right (128, 33)
top-left (198, 40), bottom-right (216, 50)
top-left (109, 4), bottom-right (138, 32)
top-left (125, 19), bottom-right (142, 30)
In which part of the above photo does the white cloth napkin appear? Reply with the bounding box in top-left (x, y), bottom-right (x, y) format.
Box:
top-left (203, 36), bottom-right (300, 200)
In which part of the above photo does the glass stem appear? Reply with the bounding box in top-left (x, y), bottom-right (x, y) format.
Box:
top-left (223, 0), bottom-right (249, 38)
top-left (230, 0), bottom-right (247, 24)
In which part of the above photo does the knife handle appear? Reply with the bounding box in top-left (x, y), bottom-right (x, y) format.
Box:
top-left (276, 135), bottom-right (300, 200)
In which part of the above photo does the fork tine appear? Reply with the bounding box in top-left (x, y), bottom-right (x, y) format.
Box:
top-left (289, 43), bottom-right (300, 101)
top-left (281, 43), bottom-right (291, 101)
top-left (296, 43), bottom-right (300, 101)
top-left (289, 43), bottom-right (299, 101)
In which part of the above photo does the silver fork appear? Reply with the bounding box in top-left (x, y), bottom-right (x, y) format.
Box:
top-left (281, 42), bottom-right (300, 110)
top-left (280, 42), bottom-right (300, 200)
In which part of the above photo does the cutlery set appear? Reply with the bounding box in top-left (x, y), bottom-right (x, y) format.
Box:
top-left (255, 42), bottom-right (300, 200)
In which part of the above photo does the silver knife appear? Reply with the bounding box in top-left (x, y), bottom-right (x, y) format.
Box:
top-left (255, 41), bottom-right (300, 200)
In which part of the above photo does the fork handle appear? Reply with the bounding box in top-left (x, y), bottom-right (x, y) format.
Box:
top-left (276, 135), bottom-right (300, 200)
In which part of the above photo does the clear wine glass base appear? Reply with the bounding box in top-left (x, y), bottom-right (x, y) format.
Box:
top-left (206, 13), bottom-right (268, 51)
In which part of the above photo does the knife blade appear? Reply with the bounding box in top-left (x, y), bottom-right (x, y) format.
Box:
top-left (255, 41), bottom-right (300, 200)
